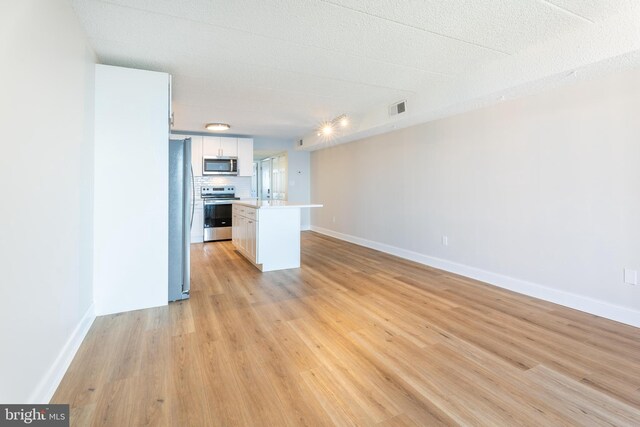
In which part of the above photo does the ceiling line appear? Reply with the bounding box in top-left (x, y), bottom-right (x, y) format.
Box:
top-left (173, 91), bottom-right (404, 110)
top-left (317, 0), bottom-right (513, 56)
top-left (87, 0), bottom-right (456, 78)
top-left (172, 88), bottom-right (413, 107)
top-left (535, 0), bottom-right (595, 24)
top-left (170, 71), bottom-right (418, 98)
top-left (172, 102), bottom-right (324, 118)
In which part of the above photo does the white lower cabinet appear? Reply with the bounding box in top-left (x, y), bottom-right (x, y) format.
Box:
top-left (232, 205), bottom-right (259, 264)
top-left (232, 203), bottom-right (303, 272)
top-left (246, 217), bottom-right (257, 262)
top-left (191, 200), bottom-right (204, 243)
top-left (232, 213), bottom-right (238, 247)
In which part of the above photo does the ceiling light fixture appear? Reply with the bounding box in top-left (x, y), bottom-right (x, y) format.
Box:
top-left (205, 122), bottom-right (231, 131)
top-left (315, 114), bottom-right (349, 140)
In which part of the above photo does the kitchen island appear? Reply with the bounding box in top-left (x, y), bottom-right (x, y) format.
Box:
top-left (231, 200), bottom-right (323, 271)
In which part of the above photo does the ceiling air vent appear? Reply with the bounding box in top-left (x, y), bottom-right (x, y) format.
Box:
top-left (388, 100), bottom-right (407, 117)
top-left (298, 139), bottom-right (304, 146)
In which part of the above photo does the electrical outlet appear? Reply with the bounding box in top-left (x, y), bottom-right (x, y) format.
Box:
top-left (442, 236), bottom-right (448, 246)
top-left (332, 216), bottom-right (336, 223)
top-left (624, 269), bottom-right (638, 285)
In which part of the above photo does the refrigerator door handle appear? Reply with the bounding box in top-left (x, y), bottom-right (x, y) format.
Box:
top-left (182, 138), bottom-right (192, 296)
top-left (190, 165), bottom-right (195, 230)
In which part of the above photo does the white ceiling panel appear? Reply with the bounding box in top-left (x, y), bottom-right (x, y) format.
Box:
top-left (72, 0), bottom-right (496, 77)
top-left (71, 0), bottom-right (640, 139)
top-left (317, 0), bottom-right (596, 53)
top-left (543, 0), bottom-right (636, 22)
top-left (73, 0), bottom-right (457, 87)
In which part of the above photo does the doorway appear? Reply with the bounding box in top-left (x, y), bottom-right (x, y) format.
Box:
top-left (261, 158), bottom-right (272, 200)
top-left (252, 152), bottom-right (288, 200)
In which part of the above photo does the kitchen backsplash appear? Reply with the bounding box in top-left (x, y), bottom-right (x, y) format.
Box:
top-left (194, 176), bottom-right (253, 199)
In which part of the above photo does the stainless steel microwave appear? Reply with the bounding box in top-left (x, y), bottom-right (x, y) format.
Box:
top-left (203, 156), bottom-right (238, 175)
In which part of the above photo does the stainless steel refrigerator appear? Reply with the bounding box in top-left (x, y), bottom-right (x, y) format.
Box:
top-left (169, 138), bottom-right (192, 301)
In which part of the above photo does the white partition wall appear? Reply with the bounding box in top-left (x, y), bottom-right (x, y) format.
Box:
top-left (0, 0), bottom-right (97, 404)
top-left (93, 65), bottom-right (170, 315)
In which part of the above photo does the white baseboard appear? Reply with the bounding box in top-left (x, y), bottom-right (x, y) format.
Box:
top-left (310, 226), bottom-right (640, 328)
top-left (29, 304), bottom-right (96, 403)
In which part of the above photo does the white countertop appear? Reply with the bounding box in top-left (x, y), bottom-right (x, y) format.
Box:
top-left (234, 199), bottom-right (323, 209)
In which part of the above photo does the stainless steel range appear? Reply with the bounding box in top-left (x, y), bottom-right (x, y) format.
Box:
top-left (201, 186), bottom-right (240, 242)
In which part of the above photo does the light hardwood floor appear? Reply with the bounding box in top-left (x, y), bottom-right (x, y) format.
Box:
top-left (53, 232), bottom-right (640, 426)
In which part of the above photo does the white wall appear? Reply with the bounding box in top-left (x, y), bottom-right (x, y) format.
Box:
top-left (254, 138), bottom-right (312, 229)
top-left (311, 66), bottom-right (640, 326)
top-left (0, 0), bottom-right (96, 403)
top-left (93, 65), bottom-right (169, 315)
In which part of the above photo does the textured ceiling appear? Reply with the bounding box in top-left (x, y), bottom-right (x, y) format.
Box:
top-left (71, 0), bottom-right (639, 140)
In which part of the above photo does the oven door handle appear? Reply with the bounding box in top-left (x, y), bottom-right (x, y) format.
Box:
top-left (204, 201), bottom-right (234, 205)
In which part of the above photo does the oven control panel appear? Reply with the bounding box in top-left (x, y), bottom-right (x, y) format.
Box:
top-left (201, 186), bottom-right (236, 197)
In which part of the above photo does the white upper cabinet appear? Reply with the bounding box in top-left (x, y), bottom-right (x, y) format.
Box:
top-left (202, 136), bottom-right (221, 157)
top-left (203, 136), bottom-right (237, 157)
top-left (237, 138), bottom-right (254, 177)
top-left (220, 137), bottom-right (238, 157)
